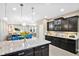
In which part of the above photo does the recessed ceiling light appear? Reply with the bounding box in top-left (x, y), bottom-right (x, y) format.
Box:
top-left (44, 16), bottom-right (47, 18)
top-left (22, 23), bottom-right (26, 26)
top-left (12, 8), bottom-right (16, 11)
top-left (60, 8), bottom-right (65, 12)
top-left (3, 17), bottom-right (8, 21)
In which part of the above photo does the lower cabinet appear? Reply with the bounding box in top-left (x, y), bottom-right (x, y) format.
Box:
top-left (66, 39), bottom-right (77, 53)
top-left (2, 44), bottom-right (49, 56)
top-left (34, 44), bottom-right (49, 56)
top-left (24, 49), bottom-right (34, 56)
top-left (45, 35), bottom-right (77, 54)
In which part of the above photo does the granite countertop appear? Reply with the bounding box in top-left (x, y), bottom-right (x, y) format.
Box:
top-left (0, 38), bottom-right (50, 55)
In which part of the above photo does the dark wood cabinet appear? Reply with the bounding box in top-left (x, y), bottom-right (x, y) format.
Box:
top-left (45, 35), bottom-right (78, 54)
top-left (54, 17), bottom-right (64, 31)
top-left (24, 49), bottom-right (34, 56)
top-left (2, 44), bottom-right (49, 56)
top-left (59, 38), bottom-right (67, 50)
top-left (61, 19), bottom-right (69, 31)
top-left (47, 21), bottom-right (54, 31)
top-left (34, 45), bottom-right (42, 56)
top-left (47, 16), bottom-right (79, 32)
top-left (66, 16), bottom-right (78, 32)
top-left (34, 44), bottom-right (49, 56)
top-left (66, 39), bottom-right (77, 53)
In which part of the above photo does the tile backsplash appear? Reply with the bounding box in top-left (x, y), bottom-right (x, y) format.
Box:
top-left (47, 31), bottom-right (77, 39)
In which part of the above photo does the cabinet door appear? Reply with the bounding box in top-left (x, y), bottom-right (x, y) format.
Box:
top-left (34, 44), bottom-right (49, 56)
top-left (60, 38), bottom-right (67, 50)
top-left (41, 44), bottom-right (49, 56)
top-left (34, 46), bottom-right (42, 56)
top-left (24, 49), bottom-right (34, 56)
top-left (66, 39), bottom-right (76, 53)
top-left (61, 20), bottom-right (69, 31)
top-left (54, 17), bottom-right (64, 31)
top-left (67, 16), bottom-right (78, 32)
top-left (47, 21), bottom-right (54, 31)
top-left (51, 37), bottom-right (61, 47)
top-left (51, 37), bottom-right (55, 45)
top-left (54, 25), bottom-right (61, 31)
top-left (53, 38), bottom-right (59, 46)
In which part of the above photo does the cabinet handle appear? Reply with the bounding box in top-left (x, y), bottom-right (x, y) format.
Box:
top-left (41, 46), bottom-right (46, 48)
top-left (18, 52), bottom-right (24, 56)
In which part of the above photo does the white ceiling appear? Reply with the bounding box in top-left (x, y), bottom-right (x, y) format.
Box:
top-left (0, 3), bottom-right (79, 24)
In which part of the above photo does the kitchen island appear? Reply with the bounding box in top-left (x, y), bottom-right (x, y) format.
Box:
top-left (0, 38), bottom-right (50, 56)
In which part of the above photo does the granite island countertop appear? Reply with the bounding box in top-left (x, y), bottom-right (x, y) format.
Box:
top-left (0, 38), bottom-right (51, 56)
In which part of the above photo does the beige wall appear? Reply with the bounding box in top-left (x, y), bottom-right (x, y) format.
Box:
top-left (61, 10), bottom-right (79, 18)
top-left (37, 19), bottom-right (48, 39)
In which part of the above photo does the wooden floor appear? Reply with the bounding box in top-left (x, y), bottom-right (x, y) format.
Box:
top-left (49, 44), bottom-right (79, 56)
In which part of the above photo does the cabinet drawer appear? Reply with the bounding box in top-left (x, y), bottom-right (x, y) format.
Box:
top-left (35, 44), bottom-right (49, 50)
top-left (18, 51), bottom-right (25, 56)
top-left (41, 44), bottom-right (49, 49)
top-left (34, 45), bottom-right (49, 53)
top-left (24, 49), bottom-right (34, 56)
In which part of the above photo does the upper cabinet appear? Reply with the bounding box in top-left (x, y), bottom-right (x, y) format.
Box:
top-left (54, 17), bottom-right (65, 31)
top-left (61, 19), bottom-right (69, 31)
top-left (47, 21), bottom-right (54, 31)
top-left (66, 16), bottom-right (78, 32)
top-left (47, 16), bottom-right (79, 32)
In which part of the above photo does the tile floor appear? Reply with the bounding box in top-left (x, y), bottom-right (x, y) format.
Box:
top-left (49, 44), bottom-right (79, 56)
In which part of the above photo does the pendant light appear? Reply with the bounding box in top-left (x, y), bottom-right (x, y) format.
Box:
top-left (32, 7), bottom-right (34, 21)
top-left (20, 4), bottom-right (23, 17)
top-left (3, 3), bottom-right (8, 21)
top-left (20, 4), bottom-right (26, 26)
top-left (31, 7), bottom-right (37, 26)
